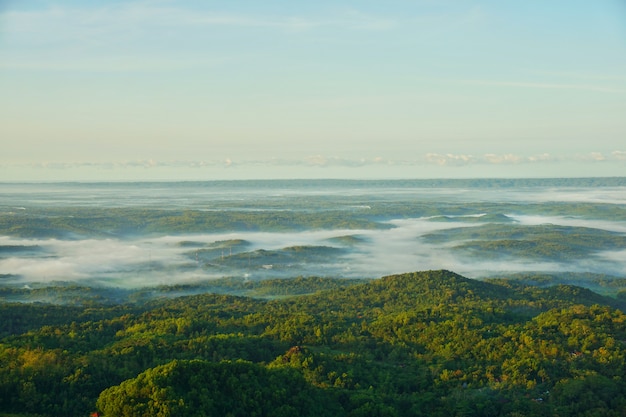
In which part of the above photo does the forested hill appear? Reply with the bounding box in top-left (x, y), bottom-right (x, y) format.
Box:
top-left (2, 270), bottom-right (626, 416)
top-left (299, 269), bottom-right (626, 314)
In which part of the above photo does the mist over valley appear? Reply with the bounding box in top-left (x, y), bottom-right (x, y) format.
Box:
top-left (3, 179), bottom-right (626, 414)
top-left (1, 178), bottom-right (625, 296)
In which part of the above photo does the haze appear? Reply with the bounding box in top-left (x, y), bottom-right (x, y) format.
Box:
top-left (1, 1), bottom-right (626, 181)
top-left (1, 180), bottom-right (625, 288)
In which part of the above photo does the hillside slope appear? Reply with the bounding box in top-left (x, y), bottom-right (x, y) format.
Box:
top-left (1, 270), bottom-right (625, 416)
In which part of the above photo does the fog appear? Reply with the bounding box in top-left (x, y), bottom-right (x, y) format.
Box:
top-left (1, 180), bottom-right (625, 288)
top-left (2, 214), bottom-right (625, 287)
top-left (509, 214), bottom-right (626, 234)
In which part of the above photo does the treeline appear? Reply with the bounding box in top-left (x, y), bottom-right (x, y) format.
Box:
top-left (423, 223), bottom-right (626, 262)
top-left (1, 270), bottom-right (626, 416)
top-left (0, 207), bottom-right (388, 239)
top-left (2, 198), bottom-right (626, 239)
top-left (0, 276), bottom-right (367, 305)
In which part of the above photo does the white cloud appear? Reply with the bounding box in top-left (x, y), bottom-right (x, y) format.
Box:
top-left (612, 151), bottom-right (626, 161)
top-left (572, 152), bottom-right (626, 163)
top-left (425, 153), bottom-right (477, 166)
top-left (305, 155), bottom-right (329, 166)
top-left (483, 153), bottom-right (523, 164)
top-left (590, 152), bottom-right (606, 161)
top-left (527, 153), bottom-right (554, 163)
top-left (6, 150), bottom-right (626, 172)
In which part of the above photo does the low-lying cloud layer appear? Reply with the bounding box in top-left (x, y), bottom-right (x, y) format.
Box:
top-left (2, 212), bottom-right (625, 288)
top-left (2, 180), bottom-right (625, 287)
top-left (4, 151), bottom-right (626, 171)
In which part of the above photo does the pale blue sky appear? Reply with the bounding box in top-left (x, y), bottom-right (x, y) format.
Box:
top-left (1, 0), bottom-right (625, 181)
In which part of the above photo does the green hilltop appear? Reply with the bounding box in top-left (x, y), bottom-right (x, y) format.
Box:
top-left (1, 270), bottom-right (626, 416)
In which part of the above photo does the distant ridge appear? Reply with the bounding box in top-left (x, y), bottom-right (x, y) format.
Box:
top-left (2, 176), bottom-right (626, 187)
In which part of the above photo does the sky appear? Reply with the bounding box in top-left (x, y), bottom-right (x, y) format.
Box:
top-left (1, 0), bottom-right (626, 181)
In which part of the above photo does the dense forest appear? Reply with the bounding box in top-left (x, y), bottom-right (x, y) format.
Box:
top-left (1, 270), bottom-right (626, 416)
